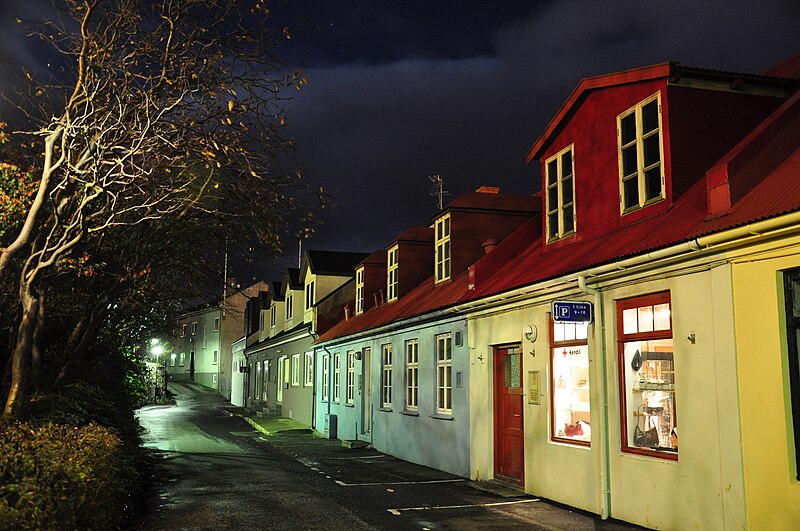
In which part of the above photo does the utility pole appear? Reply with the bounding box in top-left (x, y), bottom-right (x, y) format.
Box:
top-left (222, 236), bottom-right (228, 317)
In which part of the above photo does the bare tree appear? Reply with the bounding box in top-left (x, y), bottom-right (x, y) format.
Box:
top-left (2, 0), bottom-right (314, 416)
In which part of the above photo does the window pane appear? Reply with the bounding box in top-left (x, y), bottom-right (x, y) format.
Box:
top-left (792, 277), bottom-right (800, 318)
top-left (563, 322), bottom-right (576, 341)
top-left (622, 145), bottom-right (638, 178)
top-left (576, 322), bottom-right (588, 340)
top-left (547, 160), bottom-right (558, 186)
top-left (503, 349), bottom-right (521, 388)
top-left (548, 213), bottom-right (559, 238)
top-left (653, 303), bottom-right (671, 330)
top-left (623, 308), bottom-right (638, 334)
top-left (623, 178), bottom-right (639, 209)
top-left (547, 184), bottom-right (558, 210)
top-left (562, 208), bottom-right (574, 234)
top-left (561, 150), bottom-right (573, 177)
top-left (621, 113), bottom-right (636, 144)
top-left (643, 132), bottom-right (660, 167)
top-left (645, 167), bottom-right (662, 200)
top-left (642, 100), bottom-right (659, 133)
top-left (561, 176), bottom-right (573, 205)
top-left (553, 322), bottom-right (565, 342)
top-left (638, 306), bottom-right (654, 333)
top-left (552, 344), bottom-right (590, 442)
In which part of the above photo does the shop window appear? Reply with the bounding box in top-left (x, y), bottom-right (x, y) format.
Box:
top-left (551, 320), bottom-right (590, 445)
top-left (783, 269), bottom-right (800, 480)
top-left (617, 291), bottom-right (677, 459)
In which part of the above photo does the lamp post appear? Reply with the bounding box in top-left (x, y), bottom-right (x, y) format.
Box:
top-left (150, 339), bottom-right (167, 399)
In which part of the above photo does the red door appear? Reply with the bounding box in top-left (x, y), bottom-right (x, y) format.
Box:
top-left (494, 345), bottom-right (524, 484)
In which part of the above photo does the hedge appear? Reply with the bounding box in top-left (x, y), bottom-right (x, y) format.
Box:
top-left (0, 421), bottom-right (130, 530)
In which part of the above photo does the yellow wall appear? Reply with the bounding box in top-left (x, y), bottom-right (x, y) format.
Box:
top-left (731, 238), bottom-right (800, 530)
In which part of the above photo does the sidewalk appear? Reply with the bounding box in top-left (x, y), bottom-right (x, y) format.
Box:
top-left (232, 410), bottom-right (647, 531)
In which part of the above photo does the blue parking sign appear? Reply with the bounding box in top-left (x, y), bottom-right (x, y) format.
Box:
top-left (553, 301), bottom-right (593, 323)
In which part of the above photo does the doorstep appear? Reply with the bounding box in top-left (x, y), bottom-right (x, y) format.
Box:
top-left (466, 479), bottom-right (528, 498)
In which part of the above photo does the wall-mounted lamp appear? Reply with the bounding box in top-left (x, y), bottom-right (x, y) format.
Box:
top-left (523, 324), bottom-right (538, 343)
top-left (355, 350), bottom-right (362, 360)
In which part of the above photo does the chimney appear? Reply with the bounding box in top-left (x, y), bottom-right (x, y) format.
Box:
top-left (482, 238), bottom-right (499, 254)
top-left (343, 303), bottom-right (351, 321)
top-left (475, 185), bottom-right (500, 194)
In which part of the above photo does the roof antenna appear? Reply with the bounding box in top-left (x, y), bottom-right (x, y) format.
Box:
top-left (429, 174), bottom-right (450, 210)
top-left (298, 239), bottom-right (302, 268)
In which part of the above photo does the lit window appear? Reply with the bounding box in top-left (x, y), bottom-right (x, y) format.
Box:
top-left (170, 353), bottom-right (176, 367)
top-left (304, 351), bottom-right (314, 386)
top-left (322, 354), bottom-right (329, 401)
top-left (305, 280), bottom-right (315, 310)
top-left (405, 339), bottom-right (419, 411)
top-left (435, 214), bottom-right (451, 283)
top-left (291, 353), bottom-right (300, 386)
top-left (618, 93), bottom-right (664, 212)
top-left (346, 351), bottom-right (355, 404)
top-left (618, 291), bottom-right (676, 458)
top-left (436, 333), bottom-right (452, 414)
top-left (262, 360), bottom-right (269, 401)
top-left (387, 246), bottom-right (399, 301)
top-left (784, 269), bottom-right (800, 480)
top-left (212, 350), bottom-right (218, 365)
top-left (255, 361), bottom-right (262, 398)
top-left (334, 353), bottom-right (341, 403)
top-left (191, 322), bottom-right (197, 335)
top-left (381, 344), bottom-right (392, 408)
top-left (179, 352), bottom-right (186, 366)
top-left (551, 321), bottom-right (590, 445)
top-left (355, 267), bottom-right (365, 315)
top-left (545, 145), bottom-right (576, 241)
top-left (214, 317), bottom-right (220, 332)
top-left (286, 293), bottom-right (293, 321)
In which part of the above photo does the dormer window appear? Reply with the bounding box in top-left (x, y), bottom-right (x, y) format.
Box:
top-left (285, 293), bottom-right (293, 320)
top-left (435, 214), bottom-right (451, 283)
top-left (387, 246), bottom-right (399, 301)
top-left (305, 280), bottom-right (315, 310)
top-left (355, 267), bottom-right (365, 314)
top-left (545, 145), bottom-right (576, 241)
top-left (618, 92), bottom-right (664, 213)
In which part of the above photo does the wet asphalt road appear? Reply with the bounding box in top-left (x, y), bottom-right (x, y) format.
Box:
top-left (135, 382), bottom-right (644, 531)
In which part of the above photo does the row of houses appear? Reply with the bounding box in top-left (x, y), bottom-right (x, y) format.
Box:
top-left (168, 57), bottom-right (800, 530)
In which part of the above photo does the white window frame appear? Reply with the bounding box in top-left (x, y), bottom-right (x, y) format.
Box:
top-left (212, 350), bottom-right (218, 365)
top-left (387, 245), bottom-right (399, 301)
top-left (191, 322), bottom-right (197, 335)
top-left (305, 280), bottom-right (315, 310)
top-left (617, 92), bottom-right (665, 213)
top-left (436, 333), bottom-right (453, 415)
top-left (213, 317), bottom-right (220, 332)
top-left (346, 350), bottom-right (355, 404)
top-left (381, 343), bottom-right (392, 408)
top-left (355, 267), bottom-right (365, 314)
top-left (270, 303), bottom-right (277, 328)
top-left (180, 324), bottom-right (186, 337)
top-left (333, 352), bottom-right (341, 403)
top-left (304, 351), bottom-right (313, 386)
top-left (322, 354), bottom-right (329, 401)
top-left (545, 144), bottom-right (576, 241)
top-left (286, 293), bottom-right (293, 320)
top-left (405, 339), bottom-right (419, 411)
top-left (291, 353), bottom-right (300, 386)
top-left (435, 214), bottom-right (451, 283)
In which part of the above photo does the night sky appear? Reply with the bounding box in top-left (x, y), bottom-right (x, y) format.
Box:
top-left (1, 0), bottom-right (799, 279)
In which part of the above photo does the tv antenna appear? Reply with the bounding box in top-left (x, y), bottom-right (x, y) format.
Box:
top-left (429, 174), bottom-right (450, 210)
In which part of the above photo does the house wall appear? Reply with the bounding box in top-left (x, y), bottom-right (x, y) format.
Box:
top-left (316, 317), bottom-right (471, 477)
top-left (730, 235), bottom-right (800, 530)
top-left (231, 337), bottom-right (246, 407)
top-left (469, 264), bottom-right (747, 529)
top-left (169, 308), bottom-right (221, 388)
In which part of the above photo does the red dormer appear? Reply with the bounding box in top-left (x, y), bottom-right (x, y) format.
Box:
top-left (386, 227), bottom-right (434, 302)
top-left (354, 250), bottom-right (386, 315)
top-left (432, 186), bottom-right (538, 284)
top-left (527, 62), bottom-right (796, 248)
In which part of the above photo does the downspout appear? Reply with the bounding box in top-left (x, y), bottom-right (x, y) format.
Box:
top-left (578, 274), bottom-right (611, 520)
top-left (309, 329), bottom-right (318, 431)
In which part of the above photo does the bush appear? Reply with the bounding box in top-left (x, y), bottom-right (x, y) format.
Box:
top-left (0, 421), bottom-right (130, 530)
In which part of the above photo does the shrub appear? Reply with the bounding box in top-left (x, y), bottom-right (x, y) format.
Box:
top-left (0, 421), bottom-right (128, 531)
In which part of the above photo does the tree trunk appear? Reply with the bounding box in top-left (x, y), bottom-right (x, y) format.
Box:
top-left (30, 285), bottom-right (46, 393)
top-left (3, 284), bottom-right (38, 417)
top-left (56, 292), bottom-right (109, 385)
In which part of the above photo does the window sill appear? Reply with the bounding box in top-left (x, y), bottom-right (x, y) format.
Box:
top-left (430, 413), bottom-right (454, 421)
top-left (379, 407), bottom-right (392, 412)
top-left (344, 403), bottom-right (355, 408)
top-left (400, 410), bottom-right (419, 416)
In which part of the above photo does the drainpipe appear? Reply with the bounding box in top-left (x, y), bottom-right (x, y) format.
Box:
top-left (578, 274), bottom-right (611, 520)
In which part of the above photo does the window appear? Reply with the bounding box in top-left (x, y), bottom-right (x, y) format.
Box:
top-left (784, 269), bottom-right (800, 480)
top-left (191, 322), bottom-right (197, 335)
top-left (180, 324), bottom-right (187, 337)
top-left (259, 312), bottom-right (265, 332)
top-left (617, 291), bottom-right (676, 459)
top-left (355, 268), bottom-right (365, 315)
top-left (214, 317), bottom-right (220, 332)
top-left (387, 245), bottom-right (399, 301)
top-left (261, 361), bottom-right (268, 401)
top-left (291, 353), bottom-right (300, 386)
top-left (436, 333), bottom-right (453, 414)
top-left (545, 145), bottom-right (576, 241)
top-left (203, 325), bottom-right (208, 348)
top-left (304, 351), bottom-right (314, 386)
top-left (212, 350), bottom-right (218, 365)
top-left (435, 214), bottom-right (451, 283)
top-left (333, 353), bottom-right (341, 402)
top-left (305, 280), bottom-right (315, 310)
top-left (270, 304), bottom-right (277, 328)
top-left (346, 351), bottom-right (355, 404)
top-left (405, 339), bottom-right (419, 411)
top-left (255, 361), bottom-right (262, 398)
top-left (179, 352), bottom-right (186, 366)
top-left (286, 293), bottom-right (293, 320)
top-left (322, 354), bottom-right (329, 401)
top-left (381, 344), bottom-right (392, 408)
top-left (551, 321), bottom-right (590, 445)
top-left (170, 353), bottom-right (176, 367)
top-left (618, 93), bottom-right (664, 212)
